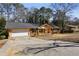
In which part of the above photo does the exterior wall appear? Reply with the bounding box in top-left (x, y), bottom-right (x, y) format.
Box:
top-left (37, 24), bottom-right (60, 35)
top-left (8, 32), bottom-right (12, 40)
top-left (53, 29), bottom-right (60, 33)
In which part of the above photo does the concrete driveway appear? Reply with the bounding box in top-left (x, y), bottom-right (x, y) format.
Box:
top-left (0, 36), bottom-right (79, 56)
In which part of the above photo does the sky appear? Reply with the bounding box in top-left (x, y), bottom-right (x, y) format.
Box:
top-left (23, 3), bottom-right (50, 9)
top-left (23, 3), bottom-right (79, 18)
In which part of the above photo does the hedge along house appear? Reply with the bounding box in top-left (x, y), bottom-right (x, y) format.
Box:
top-left (5, 22), bottom-right (38, 39)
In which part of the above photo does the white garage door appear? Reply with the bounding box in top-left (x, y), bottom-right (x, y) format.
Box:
top-left (11, 32), bottom-right (29, 37)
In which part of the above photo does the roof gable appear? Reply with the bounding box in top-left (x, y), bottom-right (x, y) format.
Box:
top-left (39, 24), bottom-right (53, 29)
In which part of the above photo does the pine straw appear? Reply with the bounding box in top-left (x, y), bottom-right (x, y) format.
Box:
top-left (0, 39), bottom-right (7, 48)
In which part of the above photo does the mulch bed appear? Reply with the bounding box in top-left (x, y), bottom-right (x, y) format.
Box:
top-left (0, 43), bottom-right (4, 48)
top-left (0, 39), bottom-right (7, 48)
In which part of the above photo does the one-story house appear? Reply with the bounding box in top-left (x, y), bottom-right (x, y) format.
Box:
top-left (5, 22), bottom-right (38, 39)
top-left (66, 25), bottom-right (79, 32)
top-left (5, 22), bottom-right (60, 39)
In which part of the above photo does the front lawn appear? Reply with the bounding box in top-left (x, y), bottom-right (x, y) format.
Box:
top-left (36, 33), bottom-right (79, 42)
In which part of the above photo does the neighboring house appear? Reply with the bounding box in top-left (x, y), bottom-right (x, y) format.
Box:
top-left (5, 22), bottom-right (38, 39)
top-left (66, 25), bottom-right (79, 32)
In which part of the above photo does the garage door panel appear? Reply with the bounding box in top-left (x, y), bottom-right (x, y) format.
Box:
top-left (10, 32), bottom-right (29, 37)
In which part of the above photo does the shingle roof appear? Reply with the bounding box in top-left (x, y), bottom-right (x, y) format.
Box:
top-left (66, 25), bottom-right (78, 28)
top-left (5, 22), bottom-right (38, 29)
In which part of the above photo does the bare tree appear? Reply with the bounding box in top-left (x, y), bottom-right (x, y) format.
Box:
top-left (51, 3), bottom-right (78, 32)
